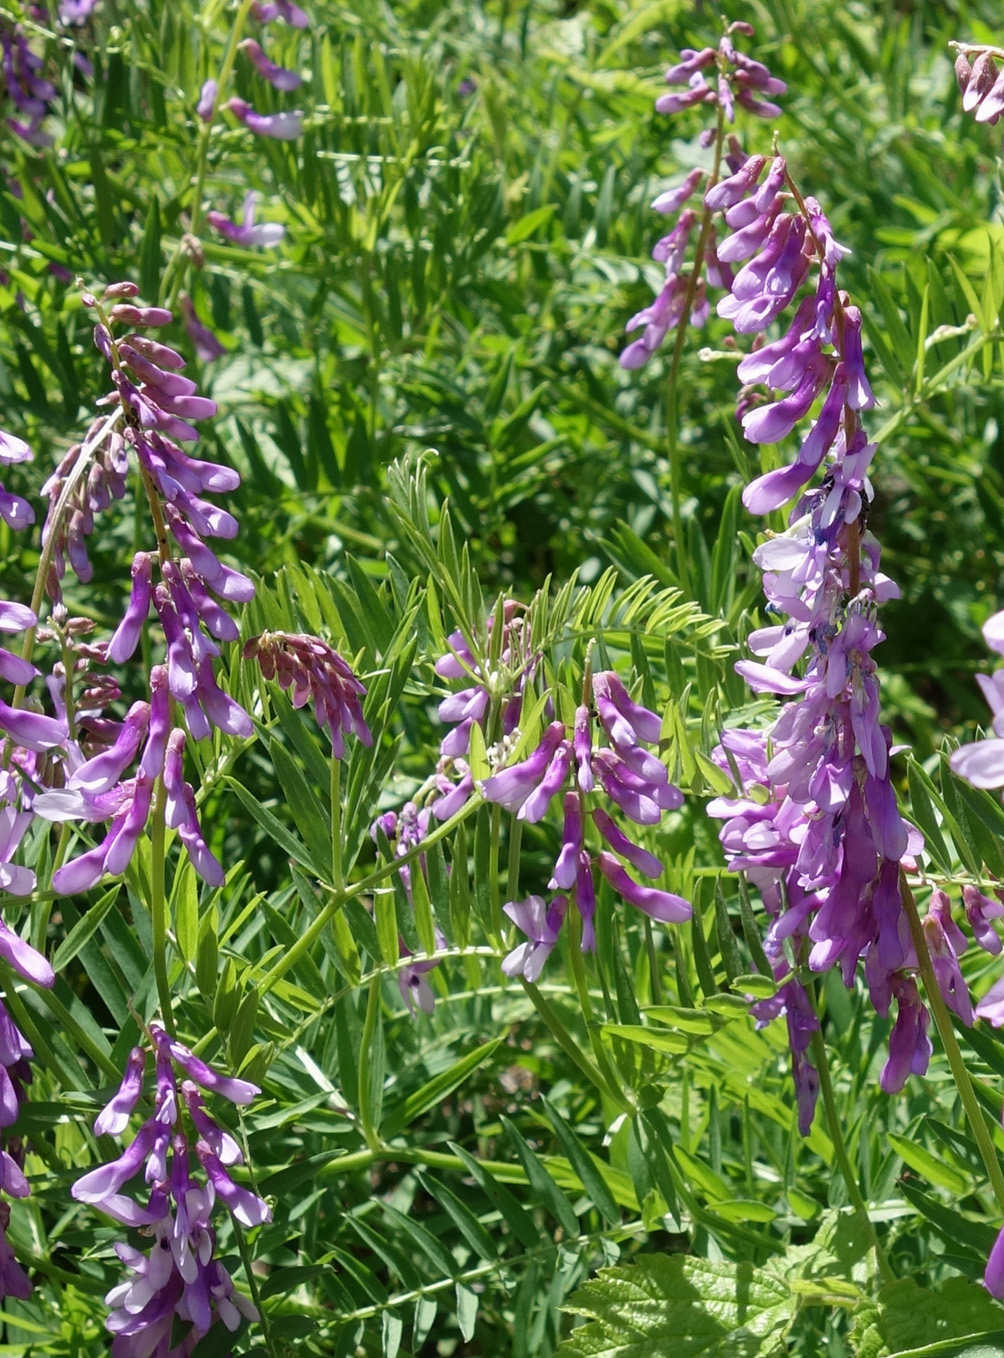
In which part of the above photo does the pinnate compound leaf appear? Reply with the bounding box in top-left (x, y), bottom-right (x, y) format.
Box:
top-left (558, 1256), bottom-right (795, 1358)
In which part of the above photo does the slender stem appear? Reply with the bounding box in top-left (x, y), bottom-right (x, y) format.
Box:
top-left (251, 794), bottom-right (482, 997)
top-left (12, 411), bottom-right (121, 698)
top-left (232, 1221), bottom-right (278, 1357)
top-left (663, 102), bottom-right (726, 596)
top-left (330, 756), bottom-right (342, 894)
top-left (489, 804), bottom-right (503, 943)
top-left (520, 976), bottom-right (629, 1112)
top-left (33, 823), bottom-right (70, 955)
top-left (162, 0), bottom-right (256, 309)
top-left (809, 1023), bottom-right (894, 1285)
top-left (901, 872), bottom-right (1004, 1214)
top-left (643, 916), bottom-right (663, 1005)
top-left (149, 775), bottom-right (175, 1037)
top-left (566, 905), bottom-right (627, 1109)
top-left (357, 975), bottom-right (382, 1150)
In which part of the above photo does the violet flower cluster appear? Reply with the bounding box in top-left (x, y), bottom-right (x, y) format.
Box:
top-left (485, 670), bottom-right (690, 978)
top-left (33, 282), bottom-right (252, 893)
top-left (243, 630), bottom-right (372, 757)
top-left (620, 21), bottom-right (785, 371)
top-left (954, 44), bottom-right (1004, 147)
top-left (0, 917), bottom-right (54, 1301)
top-left (198, 0), bottom-right (304, 145)
top-left (696, 154), bottom-right (931, 1132)
top-left (73, 1026), bottom-right (267, 1353)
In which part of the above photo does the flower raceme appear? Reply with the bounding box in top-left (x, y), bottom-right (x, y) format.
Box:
top-left (484, 670), bottom-right (690, 973)
top-left (32, 282), bottom-right (251, 893)
top-left (73, 1027), bottom-right (267, 1351)
top-left (697, 152), bottom-right (926, 1128)
top-left (620, 21), bottom-right (785, 371)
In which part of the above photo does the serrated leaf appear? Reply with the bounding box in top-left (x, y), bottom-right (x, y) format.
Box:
top-left (851, 1278), bottom-right (1004, 1358)
top-left (559, 1256), bottom-right (795, 1358)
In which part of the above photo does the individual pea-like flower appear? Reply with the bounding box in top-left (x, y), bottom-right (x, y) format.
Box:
top-left (243, 630), bottom-right (372, 756)
top-left (74, 1027), bottom-right (267, 1350)
top-left (180, 292), bottom-right (227, 361)
top-left (226, 96), bottom-right (301, 140)
top-left (502, 895), bottom-right (567, 983)
top-left (239, 37), bottom-right (301, 91)
top-left (207, 191), bottom-right (284, 248)
top-left (954, 43), bottom-right (1004, 142)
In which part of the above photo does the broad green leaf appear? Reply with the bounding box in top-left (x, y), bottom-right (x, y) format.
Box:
top-left (559, 1256), bottom-right (795, 1358)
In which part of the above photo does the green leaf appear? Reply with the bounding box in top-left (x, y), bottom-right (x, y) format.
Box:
top-left (50, 885), bottom-right (119, 972)
top-left (382, 1038), bottom-right (503, 1139)
top-left (446, 1141), bottom-right (542, 1251)
top-left (850, 1278), bottom-right (1004, 1358)
top-left (559, 1256), bottom-right (795, 1358)
top-left (501, 1115), bottom-right (579, 1238)
top-left (886, 1132), bottom-right (969, 1194)
top-left (540, 1096), bottom-right (620, 1225)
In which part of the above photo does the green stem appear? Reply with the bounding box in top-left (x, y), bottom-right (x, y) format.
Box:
top-left (489, 804), bottom-right (503, 943)
top-left (643, 916), bottom-right (663, 1005)
top-left (520, 977), bottom-right (629, 1112)
top-left (12, 411), bottom-right (121, 697)
top-left (357, 975), bottom-right (382, 1150)
top-left (252, 794), bottom-right (482, 997)
top-left (232, 1220), bottom-right (278, 1357)
top-left (33, 823), bottom-right (70, 955)
top-left (162, 0), bottom-right (256, 309)
top-left (663, 102), bottom-right (725, 596)
top-left (901, 872), bottom-right (1004, 1214)
top-left (330, 756), bottom-right (343, 894)
top-left (809, 1023), bottom-right (895, 1286)
top-left (149, 775), bottom-right (175, 1037)
top-left (566, 905), bottom-right (627, 1109)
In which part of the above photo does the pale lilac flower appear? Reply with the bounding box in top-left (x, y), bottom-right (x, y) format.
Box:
top-left (239, 37), bottom-right (302, 91)
top-left (964, 884), bottom-right (1004, 955)
top-left (252, 0), bottom-right (308, 24)
top-left (196, 79), bottom-right (217, 121)
top-left (180, 293), bottom-right (227, 361)
top-left (207, 191), bottom-right (285, 248)
top-left (226, 96), bottom-right (301, 139)
top-left (502, 895), bottom-right (566, 983)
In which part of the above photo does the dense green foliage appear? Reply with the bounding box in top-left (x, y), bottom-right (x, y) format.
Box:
top-left (7, 1), bottom-right (1004, 1356)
